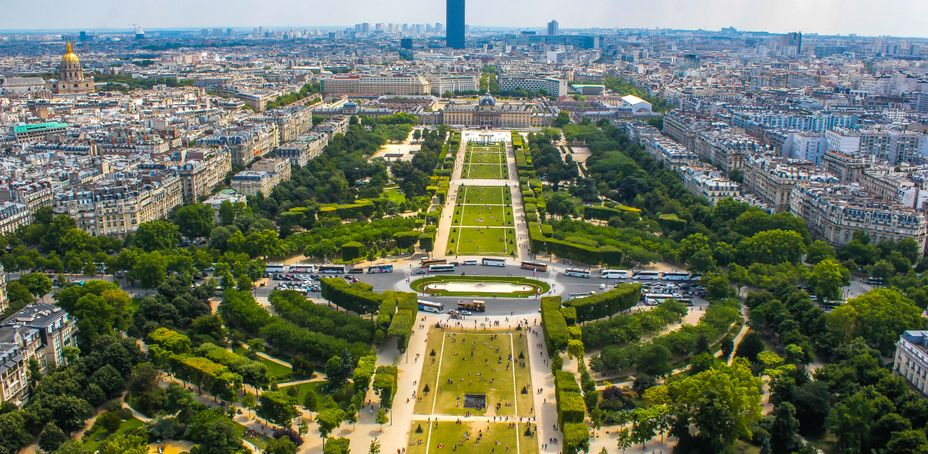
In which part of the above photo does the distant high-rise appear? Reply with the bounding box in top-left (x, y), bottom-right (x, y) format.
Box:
top-left (446, 0), bottom-right (465, 49)
top-left (547, 20), bottom-right (559, 36)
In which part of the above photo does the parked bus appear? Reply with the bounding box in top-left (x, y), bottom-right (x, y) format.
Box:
top-left (457, 300), bottom-right (486, 312)
top-left (462, 259), bottom-right (478, 266)
top-left (641, 293), bottom-right (679, 305)
top-left (600, 269), bottom-right (629, 279)
top-left (288, 264), bottom-right (315, 274)
top-left (481, 258), bottom-right (506, 267)
top-left (564, 269), bottom-right (591, 278)
top-left (420, 258), bottom-right (447, 267)
top-left (521, 261), bottom-right (548, 272)
top-left (318, 265), bottom-right (347, 274)
top-left (568, 291), bottom-right (596, 300)
top-left (367, 265), bottom-right (394, 274)
top-left (663, 272), bottom-right (692, 281)
top-left (632, 270), bottom-right (662, 280)
top-left (264, 264), bottom-right (286, 276)
top-left (418, 300), bottom-right (445, 313)
top-left (428, 264), bottom-right (456, 273)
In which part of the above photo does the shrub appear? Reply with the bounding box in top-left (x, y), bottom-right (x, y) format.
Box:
top-left (563, 284), bottom-right (640, 322)
top-left (541, 297), bottom-right (568, 352)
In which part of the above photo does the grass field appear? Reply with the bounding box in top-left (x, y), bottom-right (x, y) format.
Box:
top-left (414, 330), bottom-right (534, 417)
top-left (410, 275), bottom-right (550, 297)
top-left (407, 420), bottom-right (539, 454)
top-left (447, 185), bottom-right (515, 256)
top-left (81, 417), bottom-right (145, 452)
top-left (463, 143), bottom-right (508, 180)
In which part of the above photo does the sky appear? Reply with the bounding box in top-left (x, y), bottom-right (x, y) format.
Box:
top-left (1, 0), bottom-right (926, 38)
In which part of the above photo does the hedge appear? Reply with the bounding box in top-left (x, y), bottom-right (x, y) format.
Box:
top-left (373, 365), bottom-right (398, 408)
top-left (260, 318), bottom-right (373, 366)
top-left (563, 283), bottom-right (641, 322)
top-left (353, 355), bottom-right (377, 391)
top-left (270, 290), bottom-right (376, 343)
top-left (197, 342), bottom-right (270, 388)
top-left (386, 292), bottom-right (418, 352)
top-left (557, 392), bottom-right (586, 425)
top-left (148, 327), bottom-right (192, 354)
top-left (539, 237), bottom-right (623, 266)
top-left (340, 241), bottom-right (365, 261)
top-left (541, 297), bottom-right (569, 352)
top-left (561, 307), bottom-right (577, 326)
top-left (583, 205), bottom-right (640, 221)
top-left (319, 201), bottom-right (375, 219)
top-left (562, 422), bottom-right (590, 454)
top-left (320, 277), bottom-right (382, 314)
top-left (393, 231), bottom-right (420, 249)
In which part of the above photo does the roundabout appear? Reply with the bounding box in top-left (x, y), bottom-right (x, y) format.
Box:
top-left (410, 275), bottom-right (550, 298)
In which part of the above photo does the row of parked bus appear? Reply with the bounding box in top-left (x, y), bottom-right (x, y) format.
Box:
top-left (418, 258), bottom-right (550, 273)
top-left (562, 268), bottom-right (699, 282)
top-left (265, 263), bottom-right (397, 277)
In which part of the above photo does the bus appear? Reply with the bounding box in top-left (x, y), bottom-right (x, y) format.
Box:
top-left (418, 300), bottom-right (445, 313)
top-left (568, 291), bottom-right (596, 300)
top-left (481, 258), bottom-right (506, 267)
top-left (367, 265), bottom-right (394, 274)
top-left (288, 264), bottom-right (315, 274)
top-left (564, 269), bottom-right (591, 278)
top-left (641, 293), bottom-right (678, 305)
top-left (429, 264), bottom-right (457, 273)
top-left (420, 258), bottom-right (447, 267)
top-left (264, 264), bottom-right (286, 276)
top-left (521, 261), bottom-right (548, 272)
top-left (458, 300), bottom-right (486, 312)
top-left (600, 269), bottom-right (629, 279)
top-left (318, 265), bottom-right (347, 274)
top-left (663, 272), bottom-right (692, 281)
top-left (632, 271), bottom-right (662, 280)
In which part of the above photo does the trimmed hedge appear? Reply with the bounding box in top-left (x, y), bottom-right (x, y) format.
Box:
top-left (386, 292), bottom-right (418, 352)
top-left (563, 422), bottom-right (590, 454)
top-left (583, 205), bottom-right (640, 221)
top-left (541, 297), bottom-right (569, 352)
top-left (539, 237), bottom-right (623, 266)
top-left (270, 290), bottom-right (376, 343)
top-left (373, 365), bottom-right (398, 408)
top-left (260, 318), bottom-right (373, 366)
top-left (563, 283), bottom-right (641, 322)
top-left (320, 277), bottom-right (382, 314)
top-left (561, 307), bottom-right (577, 326)
top-left (353, 355), bottom-right (377, 391)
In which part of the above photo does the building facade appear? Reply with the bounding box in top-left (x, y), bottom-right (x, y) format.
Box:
top-left (51, 42), bottom-right (93, 95)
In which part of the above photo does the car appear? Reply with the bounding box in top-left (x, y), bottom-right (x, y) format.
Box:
top-left (414, 269), bottom-right (426, 275)
top-left (459, 310), bottom-right (472, 316)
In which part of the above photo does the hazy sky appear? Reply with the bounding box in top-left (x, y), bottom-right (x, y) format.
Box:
top-left (2, 0), bottom-right (926, 37)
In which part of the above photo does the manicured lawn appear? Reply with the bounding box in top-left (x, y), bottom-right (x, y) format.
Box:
top-left (449, 227), bottom-right (515, 256)
top-left (407, 420), bottom-right (538, 454)
top-left (459, 185), bottom-right (509, 206)
top-left (232, 346), bottom-right (293, 381)
top-left (279, 380), bottom-right (359, 412)
top-left (382, 186), bottom-right (407, 204)
top-left (464, 163), bottom-right (506, 179)
top-left (457, 204), bottom-right (511, 227)
top-left (234, 422), bottom-right (269, 449)
top-left (410, 275), bottom-right (550, 298)
top-left (414, 330), bottom-right (533, 417)
top-left (81, 416), bottom-right (145, 452)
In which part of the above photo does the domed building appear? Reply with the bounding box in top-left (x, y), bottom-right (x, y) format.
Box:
top-left (438, 93), bottom-right (554, 128)
top-left (51, 42), bottom-right (94, 95)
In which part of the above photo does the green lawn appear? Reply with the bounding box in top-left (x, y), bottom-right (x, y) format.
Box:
top-left (459, 185), bottom-right (509, 205)
top-left (414, 330), bottom-right (533, 417)
top-left (410, 275), bottom-right (550, 298)
top-left (449, 227), bottom-right (515, 256)
top-left (457, 204), bottom-right (511, 227)
top-left (81, 416), bottom-right (145, 452)
top-left (279, 380), bottom-right (359, 412)
top-left (463, 163), bottom-right (506, 179)
top-left (234, 422), bottom-right (269, 449)
top-left (407, 420), bottom-right (538, 454)
top-left (382, 186), bottom-right (407, 204)
top-left (232, 346), bottom-right (293, 381)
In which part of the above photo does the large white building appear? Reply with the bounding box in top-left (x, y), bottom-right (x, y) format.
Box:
top-left (894, 331), bottom-right (928, 396)
top-left (321, 75), bottom-right (431, 97)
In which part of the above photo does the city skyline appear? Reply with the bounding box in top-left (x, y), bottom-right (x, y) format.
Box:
top-left (2, 0), bottom-right (928, 38)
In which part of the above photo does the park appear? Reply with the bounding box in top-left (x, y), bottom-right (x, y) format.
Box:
top-left (446, 185), bottom-right (516, 256)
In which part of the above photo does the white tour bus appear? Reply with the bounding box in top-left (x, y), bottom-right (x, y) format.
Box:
top-left (564, 269), bottom-right (591, 278)
top-left (600, 269), bottom-right (629, 279)
top-left (481, 258), bottom-right (506, 267)
top-left (632, 270), bottom-right (662, 280)
top-left (418, 300), bottom-right (445, 313)
top-left (663, 272), bottom-right (692, 281)
top-left (428, 264), bottom-right (457, 273)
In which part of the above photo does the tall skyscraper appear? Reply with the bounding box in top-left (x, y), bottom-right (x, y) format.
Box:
top-left (446, 0), bottom-right (465, 49)
top-left (547, 20), bottom-right (559, 36)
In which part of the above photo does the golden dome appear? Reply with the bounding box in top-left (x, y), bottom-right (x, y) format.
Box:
top-left (62, 41), bottom-right (80, 66)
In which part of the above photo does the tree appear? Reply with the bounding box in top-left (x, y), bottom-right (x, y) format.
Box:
top-left (737, 230), bottom-right (806, 265)
top-left (99, 433), bottom-right (148, 454)
top-left (827, 387), bottom-right (894, 453)
top-left (886, 429), bottom-right (928, 454)
top-left (258, 391), bottom-right (299, 428)
top-left (133, 220), bottom-right (181, 251)
top-left (735, 332), bottom-right (765, 363)
top-left (184, 408), bottom-right (242, 454)
top-left (636, 343), bottom-right (672, 377)
top-left (19, 272), bottom-right (52, 298)
top-left (825, 288), bottom-right (924, 355)
top-left (805, 240), bottom-right (835, 264)
top-left (369, 438), bottom-right (381, 454)
top-left (869, 259), bottom-right (895, 281)
top-left (323, 437), bottom-right (350, 454)
top-left (266, 437), bottom-right (298, 454)
top-left (174, 203), bottom-right (215, 239)
top-left (0, 412), bottom-right (31, 454)
top-left (809, 258), bottom-right (850, 301)
top-left (91, 364), bottom-right (126, 397)
top-left (768, 402), bottom-right (801, 454)
top-left (39, 422), bottom-right (68, 452)
top-left (317, 408), bottom-right (345, 443)
top-left (554, 110), bottom-right (571, 127)
top-left (647, 359), bottom-right (763, 451)
top-left (375, 408), bottom-right (389, 428)
top-left (6, 281), bottom-right (34, 309)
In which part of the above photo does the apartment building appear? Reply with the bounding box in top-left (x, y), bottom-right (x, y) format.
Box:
top-left (822, 150), bottom-right (871, 183)
top-left (265, 106), bottom-right (314, 143)
top-left (790, 182), bottom-right (928, 252)
top-left (694, 130), bottom-right (762, 174)
top-left (644, 136), bottom-right (697, 170)
top-left (429, 74), bottom-right (479, 95)
top-left (827, 127), bottom-right (928, 165)
top-left (321, 75), bottom-right (431, 97)
top-left (894, 331), bottom-right (928, 396)
top-left (53, 174), bottom-right (183, 237)
top-left (680, 163), bottom-right (741, 206)
top-left (274, 132), bottom-right (328, 167)
top-left (0, 202), bottom-right (32, 236)
top-left (201, 124), bottom-right (280, 167)
top-left (858, 167), bottom-right (919, 208)
top-left (231, 157), bottom-right (291, 197)
top-left (0, 300), bottom-right (78, 404)
top-left (0, 180), bottom-right (54, 214)
top-left (176, 149), bottom-right (233, 204)
top-left (203, 189), bottom-right (247, 223)
top-left (741, 154), bottom-right (832, 212)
